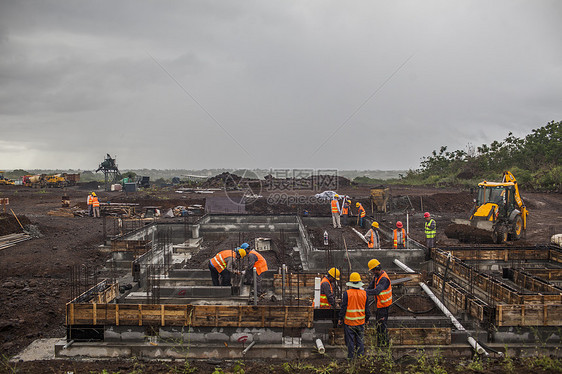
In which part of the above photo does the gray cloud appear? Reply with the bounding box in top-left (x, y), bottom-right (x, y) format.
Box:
top-left (0, 0), bottom-right (560, 171)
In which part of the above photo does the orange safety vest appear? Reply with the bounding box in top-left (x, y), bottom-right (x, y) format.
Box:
top-left (393, 228), bottom-right (406, 248)
top-left (331, 199), bottom-right (339, 213)
top-left (367, 229), bottom-right (375, 248)
top-left (320, 277), bottom-right (333, 308)
top-left (92, 196), bottom-right (100, 208)
top-left (87, 195), bottom-right (92, 205)
top-left (357, 204), bottom-right (366, 218)
top-left (210, 250), bottom-right (235, 273)
top-left (249, 250), bottom-right (268, 275)
top-left (375, 271), bottom-right (393, 308)
top-left (344, 288), bottom-right (367, 326)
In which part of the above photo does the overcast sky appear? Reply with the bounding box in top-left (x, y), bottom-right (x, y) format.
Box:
top-left (0, 1), bottom-right (560, 171)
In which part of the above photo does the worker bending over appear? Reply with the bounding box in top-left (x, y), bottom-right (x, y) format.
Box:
top-left (365, 259), bottom-right (392, 347)
top-left (393, 221), bottom-right (406, 249)
top-left (209, 247), bottom-right (247, 286)
top-left (364, 222), bottom-right (381, 249)
top-left (320, 267), bottom-right (340, 309)
top-left (243, 243), bottom-right (269, 296)
top-left (331, 194), bottom-right (342, 228)
top-left (338, 272), bottom-right (370, 359)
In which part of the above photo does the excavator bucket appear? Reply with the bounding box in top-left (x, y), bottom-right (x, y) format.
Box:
top-left (445, 219), bottom-right (497, 243)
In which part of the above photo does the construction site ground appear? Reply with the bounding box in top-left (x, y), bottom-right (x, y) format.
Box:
top-left (0, 184), bottom-right (561, 373)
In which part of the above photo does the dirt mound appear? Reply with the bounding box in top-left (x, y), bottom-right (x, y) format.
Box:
top-left (391, 192), bottom-right (473, 213)
top-left (0, 214), bottom-right (31, 236)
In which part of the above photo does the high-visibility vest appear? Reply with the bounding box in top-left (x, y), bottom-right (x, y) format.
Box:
top-left (375, 271), bottom-right (393, 308)
top-left (344, 288), bottom-right (367, 326)
top-left (393, 228), bottom-right (406, 248)
top-left (210, 250), bottom-right (235, 273)
top-left (425, 219), bottom-right (436, 238)
top-left (367, 229), bottom-right (375, 248)
top-left (342, 203), bottom-right (349, 215)
top-left (331, 199), bottom-right (339, 213)
top-left (249, 250), bottom-right (268, 275)
top-left (92, 196), bottom-right (100, 208)
top-left (320, 277), bottom-right (333, 308)
top-left (87, 195), bottom-right (93, 205)
top-left (357, 204), bottom-right (366, 218)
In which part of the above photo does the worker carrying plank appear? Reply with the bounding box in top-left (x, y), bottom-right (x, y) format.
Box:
top-left (209, 246), bottom-right (247, 286)
top-left (365, 259), bottom-right (392, 347)
top-left (364, 222), bottom-right (381, 249)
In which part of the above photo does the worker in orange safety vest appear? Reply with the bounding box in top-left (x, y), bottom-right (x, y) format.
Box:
top-left (87, 192), bottom-right (93, 217)
top-left (331, 194), bottom-right (341, 228)
top-left (364, 222), bottom-right (381, 249)
top-left (91, 192), bottom-right (100, 218)
top-left (355, 202), bottom-right (366, 228)
top-left (338, 272), bottom-right (370, 359)
top-left (243, 243), bottom-right (269, 295)
top-left (209, 247), bottom-right (247, 286)
top-left (319, 267), bottom-right (340, 309)
top-left (365, 259), bottom-right (392, 346)
top-left (393, 221), bottom-right (406, 249)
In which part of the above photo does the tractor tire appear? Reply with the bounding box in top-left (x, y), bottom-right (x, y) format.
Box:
top-left (512, 214), bottom-right (523, 240)
top-left (492, 226), bottom-right (508, 244)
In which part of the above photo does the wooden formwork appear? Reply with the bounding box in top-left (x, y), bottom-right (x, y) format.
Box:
top-left (432, 248), bottom-right (562, 326)
top-left (111, 239), bottom-right (151, 256)
top-left (436, 247), bottom-right (550, 262)
top-left (69, 280), bottom-right (118, 304)
top-left (519, 268), bottom-right (562, 281)
top-left (66, 303), bottom-right (313, 328)
top-left (273, 272), bottom-right (423, 295)
top-left (330, 327), bottom-right (451, 346)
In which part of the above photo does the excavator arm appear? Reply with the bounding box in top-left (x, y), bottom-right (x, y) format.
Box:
top-left (502, 171), bottom-right (528, 229)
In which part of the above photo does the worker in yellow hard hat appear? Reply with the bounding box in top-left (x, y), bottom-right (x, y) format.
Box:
top-left (209, 247), bottom-right (247, 286)
top-left (364, 222), bottom-right (381, 249)
top-left (319, 267), bottom-right (340, 309)
top-left (341, 198), bottom-right (351, 226)
top-left (366, 259), bottom-right (392, 347)
top-left (338, 272), bottom-right (370, 359)
top-left (355, 202), bottom-right (366, 228)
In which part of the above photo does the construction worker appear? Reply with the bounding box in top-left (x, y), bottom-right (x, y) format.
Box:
top-left (244, 243), bottom-right (269, 295)
top-left (341, 198), bottom-right (351, 226)
top-left (209, 247), bottom-right (247, 286)
top-left (364, 222), bottom-right (381, 249)
top-left (366, 259), bottom-right (392, 347)
top-left (338, 272), bottom-right (370, 359)
top-left (87, 192), bottom-right (93, 217)
top-left (91, 192), bottom-right (100, 218)
top-left (320, 267), bottom-right (340, 309)
top-left (393, 221), bottom-right (406, 249)
top-left (331, 194), bottom-right (342, 228)
top-left (424, 212), bottom-right (436, 249)
top-left (355, 202), bottom-right (366, 228)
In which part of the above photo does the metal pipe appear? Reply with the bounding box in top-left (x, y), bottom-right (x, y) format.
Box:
top-left (394, 259), bottom-right (415, 273)
top-left (406, 212), bottom-right (409, 249)
top-left (63, 340), bottom-right (74, 349)
top-left (282, 264), bottom-right (286, 306)
top-left (351, 227), bottom-right (369, 244)
top-left (315, 338), bottom-right (325, 354)
top-left (419, 282), bottom-right (488, 356)
top-left (253, 267), bottom-right (257, 306)
top-left (242, 341), bottom-right (256, 356)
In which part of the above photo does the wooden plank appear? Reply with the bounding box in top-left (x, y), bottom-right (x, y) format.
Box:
top-left (496, 304), bottom-right (562, 326)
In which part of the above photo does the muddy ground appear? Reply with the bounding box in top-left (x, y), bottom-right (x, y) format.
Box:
top-left (0, 184), bottom-right (561, 373)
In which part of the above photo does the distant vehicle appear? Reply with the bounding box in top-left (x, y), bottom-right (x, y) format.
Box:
top-left (0, 171), bottom-right (15, 186)
top-left (445, 171), bottom-right (528, 243)
top-left (22, 173), bottom-right (80, 188)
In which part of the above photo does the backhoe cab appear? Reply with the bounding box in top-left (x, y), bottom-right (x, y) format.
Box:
top-left (446, 171), bottom-right (528, 244)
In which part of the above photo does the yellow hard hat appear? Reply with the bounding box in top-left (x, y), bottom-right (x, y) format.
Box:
top-left (334, 194), bottom-right (339, 198)
top-left (238, 248), bottom-right (247, 258)
top-left (368, 259), bottom-right (381, 270)
top-left (349, 272), bottom-right (362, 283)
top-left (372, 222), bottom-right (379, 228)
top-left (328, 267), bottom-right (341, 280)
top-left (92, 192), bottom-right (96, 197)
top-left (347, 200), bottom-right (351, 203)
top-left (355, 202), bottom-right (360, 207)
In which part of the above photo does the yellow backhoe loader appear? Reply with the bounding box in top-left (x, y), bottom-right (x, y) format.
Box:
top-left (445, 171), bottom-right (528, 244)
top-left (0, 171), bottom-right (15, 186)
